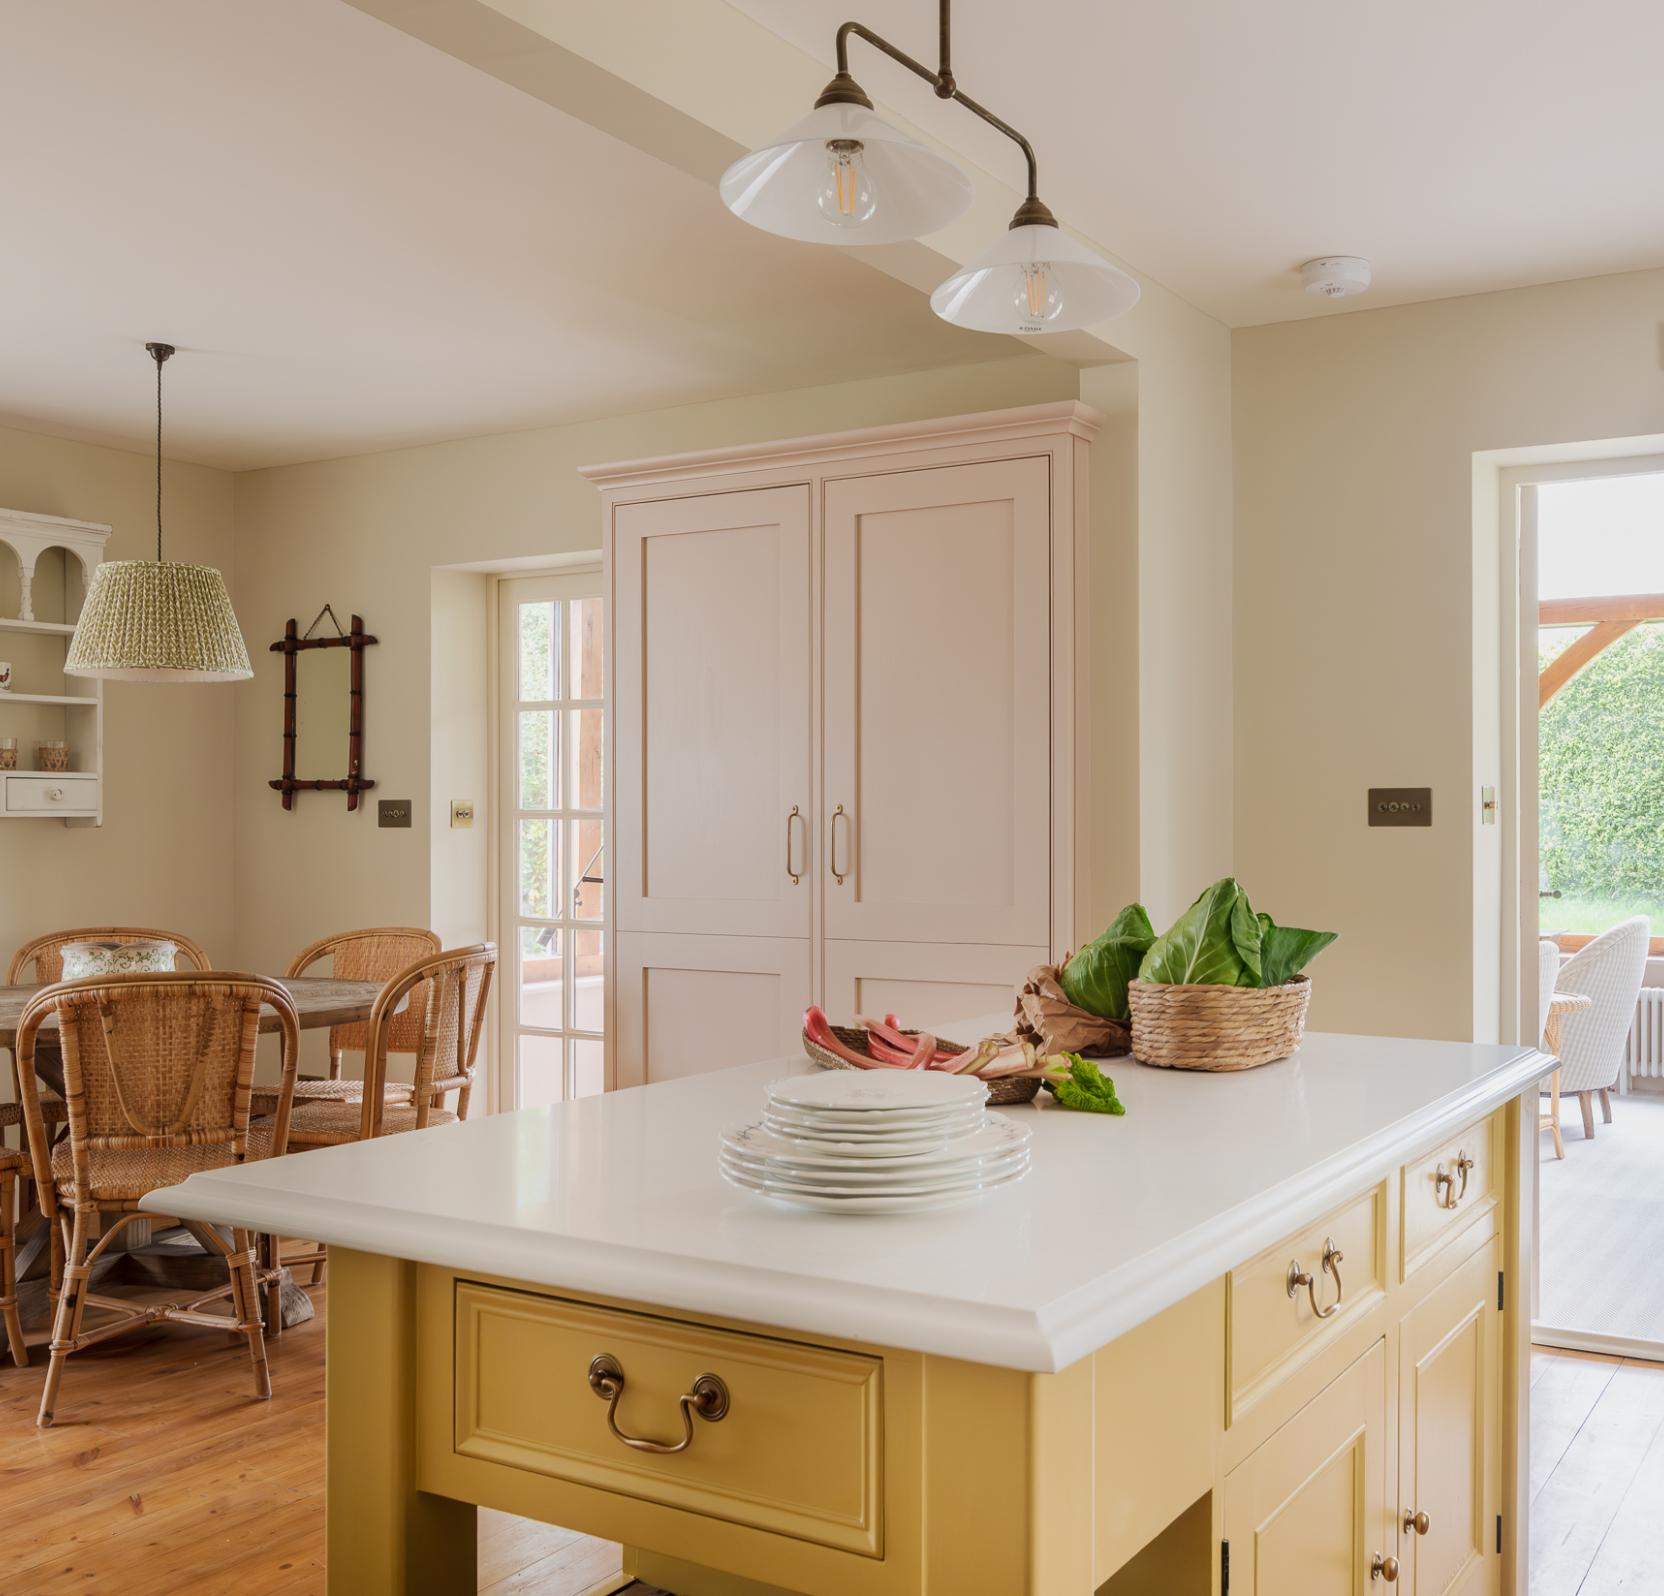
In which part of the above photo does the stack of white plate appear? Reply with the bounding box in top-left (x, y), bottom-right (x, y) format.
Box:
top-left (720, 1070), bottom-right (1031, 1214)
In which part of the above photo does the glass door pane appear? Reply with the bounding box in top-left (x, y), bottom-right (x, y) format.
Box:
top-left (499, 571), bottom-right (606, 1108)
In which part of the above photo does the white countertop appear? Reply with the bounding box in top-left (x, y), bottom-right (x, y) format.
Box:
top-left (143, 1022), bottom-right (1553, 1372)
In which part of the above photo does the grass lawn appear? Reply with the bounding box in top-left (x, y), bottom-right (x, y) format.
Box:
top-left (1541, 895), bottom-right (1664, 937)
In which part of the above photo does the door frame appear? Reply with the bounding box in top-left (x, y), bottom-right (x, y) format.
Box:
top-left (1497, 452), bottom-right (1664, 1366)
top-left (490, 561), bottom-right (607, 1109)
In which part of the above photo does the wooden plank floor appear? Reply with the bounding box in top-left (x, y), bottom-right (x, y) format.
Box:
top-left (1532, 1345), bottom-right (1664, 1595)
top-left (0, 1273), bottom-right (634, 1595)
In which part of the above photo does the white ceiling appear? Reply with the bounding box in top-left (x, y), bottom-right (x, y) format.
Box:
top-left (0, 0), bottom-right (1009, 471)
top-left (730, 0), bottom-right (1664, 327)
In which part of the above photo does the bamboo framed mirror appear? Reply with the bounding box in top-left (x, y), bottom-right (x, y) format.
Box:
top-left (269, 606), bottom-right (377, 810)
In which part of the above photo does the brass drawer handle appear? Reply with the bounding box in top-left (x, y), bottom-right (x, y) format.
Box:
top-left (830, 804), bottom-right (849, 885)
top-left (587, 1353), bottom-right (730, 1455)
top-left (1435, 1152), bottom-right (1475, 1210)
top-left (1372, 1552), bottom-right (1399, 1582)
top-left (1286, 1237), bottom-right (1345, 1320)
top-left (786, 804), bottom-right (804, 885)
top-left (1404, 1509), bottom-right (1431, 1535)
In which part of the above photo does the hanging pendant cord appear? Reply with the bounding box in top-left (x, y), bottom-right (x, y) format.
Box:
top-left (154, 351), bottom-right (163, 562)
top-left (145, 341), bottom-right (174, 564)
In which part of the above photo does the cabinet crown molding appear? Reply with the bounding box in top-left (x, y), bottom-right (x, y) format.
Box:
top-left (578, 400), bottom-right (1102, 491)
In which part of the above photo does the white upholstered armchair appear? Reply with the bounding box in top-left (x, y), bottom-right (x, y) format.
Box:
top-left (1550, 917), bottom-right (1650, 1142)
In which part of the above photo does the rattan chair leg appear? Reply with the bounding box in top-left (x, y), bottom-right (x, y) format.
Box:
top-left (0, 1169), bottom-right (25, 1368)
top-left (229, 1226), bottom-right (272, 1401)
top-left (328, 1047), bottom-right (343, 1081)
top-left (455, 1081), bottom-right (473, 1120)
top-left (261, 1232), bottom-right (285, 1336)
top-left (38, 1205), bottom-right (90, 1427)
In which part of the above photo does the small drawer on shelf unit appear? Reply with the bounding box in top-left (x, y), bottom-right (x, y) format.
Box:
top-left (5, 774), bottom-right (98, 814)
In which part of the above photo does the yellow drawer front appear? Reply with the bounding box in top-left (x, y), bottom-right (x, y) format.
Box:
top-left (1227, 1186), bottom-right (1385, 1426)
top-left (453, 1283), bottom-right (883, 1557)
top-left (1401, 1113), bottom-right (1498, 1280)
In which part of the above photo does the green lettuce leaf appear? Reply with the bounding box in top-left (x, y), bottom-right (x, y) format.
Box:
top-left (1043, 1053), bottom-right (1127, 1115)
top-left (1138, 878), bottom-right (1260, 987)
top-left (1256, 913), bottom-right (1339, 987)
top-left (1058, 902), bottom-right (1156, 1020)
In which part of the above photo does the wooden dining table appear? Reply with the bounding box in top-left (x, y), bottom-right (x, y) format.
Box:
top-left (2, 974), bottom-right (393, 1332)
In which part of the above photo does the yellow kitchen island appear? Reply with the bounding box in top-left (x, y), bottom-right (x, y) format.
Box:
top-left (146, 1025), bottom-right (1553, 1595)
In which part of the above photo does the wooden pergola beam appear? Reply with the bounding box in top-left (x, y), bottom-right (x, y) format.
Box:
top-left (1538, 593), bottom-right (1664, 709)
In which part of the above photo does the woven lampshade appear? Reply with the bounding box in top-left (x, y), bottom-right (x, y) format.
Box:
top-left (65, 559), bottom-right (253, 682)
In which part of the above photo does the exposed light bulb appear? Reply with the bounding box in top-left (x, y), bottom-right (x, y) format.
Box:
top-left (1014, 261), bottom-right (1063, 330)
top-left (816, 139), bottom-right (877, 228)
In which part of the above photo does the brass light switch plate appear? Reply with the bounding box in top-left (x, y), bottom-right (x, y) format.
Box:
top-left (378, 799), bottom-right (412, 828)
top-left (1368, 788), bottom-right (1431, 827)
top-left (450, 800), bottom-right (475, 829)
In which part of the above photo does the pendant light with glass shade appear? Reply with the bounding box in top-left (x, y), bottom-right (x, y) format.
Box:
top-left (718, 0), bottom-right (1138, 334)
top-left (65, 343), bottom-right (252, 683)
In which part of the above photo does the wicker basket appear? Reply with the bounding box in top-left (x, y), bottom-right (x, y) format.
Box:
top-left (1128, 976), bottom-right (1312, 1072)
top-left (801, 1025), bottom-right (1042, 1106)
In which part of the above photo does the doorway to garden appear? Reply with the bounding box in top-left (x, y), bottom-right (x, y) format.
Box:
top-left (1526, 462), bottom-right (1664, 1359)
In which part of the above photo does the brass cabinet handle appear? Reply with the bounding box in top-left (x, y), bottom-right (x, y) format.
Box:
top-left (830, 804), bottom-right (849, 885)
top-left (1404, 1509), bottom-right (1431, 1536)
top-left (1372, 1553), bottom-right (1400, 1582)
top-left (785, 805), bottom-right (804, 885)
top-left (587, 1353), bottom-right (730, 1455)
top-left (1286, 1237), bottom-right (1345, 1320)
top-left (1436, 1152), bottom-right (1475, 1210)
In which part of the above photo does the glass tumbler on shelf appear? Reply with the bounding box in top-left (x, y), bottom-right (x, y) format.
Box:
top-left (0, 738), bottom-right (15, 770)
top-left (37, 740), bottom-right (69, 772)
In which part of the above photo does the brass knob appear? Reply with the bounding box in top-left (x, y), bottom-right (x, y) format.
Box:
top-left (1405, 1509), bottom-right (1430, 1535)
top-left (1372, 1553), bottom-right (1400, 1582)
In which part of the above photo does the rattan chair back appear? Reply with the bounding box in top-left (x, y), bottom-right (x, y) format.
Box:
top-left (358, 944), bottom-right (495, 1139)
top-left (286, 926), bottom-right (440, 1060)
top-left (16, 973), bottom-right (299, 1219)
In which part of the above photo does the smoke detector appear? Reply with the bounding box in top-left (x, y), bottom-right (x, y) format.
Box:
top-left (1300, 256), bottom-right (1372, 300)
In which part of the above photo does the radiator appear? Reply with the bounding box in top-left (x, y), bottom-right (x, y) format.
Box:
top-left (1625, 987), bottom-right (1664, 1081)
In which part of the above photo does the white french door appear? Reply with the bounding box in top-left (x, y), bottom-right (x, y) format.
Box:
top-left (497, 570), bottom-right (605, 1108)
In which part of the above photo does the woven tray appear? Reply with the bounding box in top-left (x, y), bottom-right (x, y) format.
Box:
top-left (1128, 976), bottom-right (1311, 1072)
top-left (802, 1025), bottom-right (1042, 1106)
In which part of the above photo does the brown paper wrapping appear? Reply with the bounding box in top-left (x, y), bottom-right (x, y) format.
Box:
top-left (1012, 963), bottom-right (1132, 1058)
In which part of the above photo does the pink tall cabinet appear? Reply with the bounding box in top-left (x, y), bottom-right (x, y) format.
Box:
top-left (581, 402), bottom-right (1101, 1090)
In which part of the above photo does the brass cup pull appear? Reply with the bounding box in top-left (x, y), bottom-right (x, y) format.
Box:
top-left (587, 1354), bottom-right (730, 1455)
top-left (1286, 1237), bottom-right (1345, 1320)
top-left (830, 804), bottom-right (849, 885)
top-left (1372, 1553), bottom-right (1400, 1582)
top-left (1404, 1509), bottom-right (1431, 1536)
top-left (786, 804), bottom-right (804, 885)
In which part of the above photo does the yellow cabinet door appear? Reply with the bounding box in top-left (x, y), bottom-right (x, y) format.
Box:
top-left (1224, 1340), bottom-right (1392, 1594)
top-left (1398, 1238), bottom-right (1501, 1595)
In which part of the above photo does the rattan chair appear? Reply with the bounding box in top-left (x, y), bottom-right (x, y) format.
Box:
top-left (16, 972), bottom-right (298, 1427)
top-left (252, 944), bottom-right (493, 1324)
top-left (4, 927), bottom-right (212, 1139)
top-left (0, 1146), bottom-right (26, 1366)
top-left (248, 926), bottom-right (440, 1119)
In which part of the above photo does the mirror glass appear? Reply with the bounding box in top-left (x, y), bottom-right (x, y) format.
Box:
top-left (294, 645), bottom-right (351, 780)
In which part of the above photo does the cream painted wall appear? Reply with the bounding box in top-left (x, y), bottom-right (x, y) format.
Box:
top-left (230, 353), bottom-right (1081, 974)
top-left (1233, 267), bottom-right (1664, 1041)
top-left (0, 424), bottom-right (237, 968)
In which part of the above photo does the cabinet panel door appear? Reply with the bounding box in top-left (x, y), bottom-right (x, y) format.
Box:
top-left (1224, 1340), bottom-right (1390, 1596)
top-left (823, 459), bottom-right (1052, 948)
top-left (614, 932), bottom-right (811, 1089)
top-left (824, 939), bottom-right (1045, 1032)
top-left (1399, 1239), bottom-right (1501, 1596)
top-left (613, 487), bottom-right (812, 938)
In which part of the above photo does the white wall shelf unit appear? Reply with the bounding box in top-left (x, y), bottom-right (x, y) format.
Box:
top-left (0, 508), bottom-right (111, 827)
